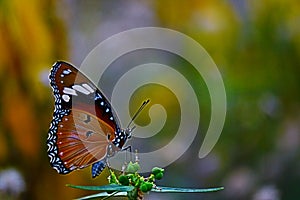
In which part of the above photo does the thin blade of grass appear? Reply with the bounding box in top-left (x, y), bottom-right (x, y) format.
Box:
top-left (152, 186), bottom-right (224, 193)
top-left (67, 184), bottom-right (134, 192)
top-left (76, 191), bottom-right (127, 200)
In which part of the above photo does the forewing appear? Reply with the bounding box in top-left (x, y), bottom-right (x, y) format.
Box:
top-left (47, 61), bottom-right (120, 174)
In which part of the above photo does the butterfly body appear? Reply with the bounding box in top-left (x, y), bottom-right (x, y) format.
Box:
top-left (47, 61), bottom-right (131, 177)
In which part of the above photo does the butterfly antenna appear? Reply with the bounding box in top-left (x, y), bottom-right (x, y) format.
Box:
top-left (127, 99), bottom-right (150, 129)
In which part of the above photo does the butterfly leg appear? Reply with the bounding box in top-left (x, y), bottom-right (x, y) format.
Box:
top-left (122, 145), bottom-right (132, 152)
top-left (123, 145), bottom-right (132, 161)
top-left (120, 145), bottom-right (134, 167)
top-left (91, 160), bottom-right (106, 178)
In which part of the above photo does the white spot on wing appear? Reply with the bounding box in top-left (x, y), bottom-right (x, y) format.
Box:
top-left (63, 69), bottom-right (72, 75)
top-left (62, 94), bottom-right (70, 102)
top-left (72, 85), bottom-right (90, 95)
top-left (82, 83), bottom-right (94, 93)
top-left (63, 87), bottom-right (77, 96)
top-left (97, 93), bottom-right (102, 99)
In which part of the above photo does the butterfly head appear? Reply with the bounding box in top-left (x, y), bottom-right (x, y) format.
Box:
top-left (112, 126), bottom-right (134, 148)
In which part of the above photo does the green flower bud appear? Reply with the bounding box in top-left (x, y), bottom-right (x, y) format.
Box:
top-left (154, 172), bottom-right (163, 180)
top-left (152, 167), bottom-right (164, 175)
top-left (145, 182), bottom-right (153, 191)
top-left (126, 162), bottom-right (140, 173)
top-left (140, 182), bottom-right (153, 193)
top-left (118, 175), bottom-right (129, 186)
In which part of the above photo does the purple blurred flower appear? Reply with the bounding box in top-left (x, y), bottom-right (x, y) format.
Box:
top-left (0, 169), bottom-right (25, 197)
top-left (253, 185), bottom-right (280, 200)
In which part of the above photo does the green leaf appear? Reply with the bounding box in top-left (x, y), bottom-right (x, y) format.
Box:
top-left (108, 170), bottom-right (119, 184)
top-left (66, 184), bottom-right (134, 192)
top-left (151, 186), bottom-right (224, 193)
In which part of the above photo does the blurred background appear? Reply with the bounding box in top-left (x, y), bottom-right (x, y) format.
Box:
top-left (0, 0), bottom-right (300, 199)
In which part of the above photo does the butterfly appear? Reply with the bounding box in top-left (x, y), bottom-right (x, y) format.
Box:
top-left (47, 61), bottom-right (149, 178)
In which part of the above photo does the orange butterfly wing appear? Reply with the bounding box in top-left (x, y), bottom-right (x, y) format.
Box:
top-left (55, 109), bottom-right (113, 171)
top-left (47, 61), bottom-right (121, 175)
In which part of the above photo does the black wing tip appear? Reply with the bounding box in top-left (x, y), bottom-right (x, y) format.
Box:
top-left (53, 60), bottom-right (73, 66)
top-left (50, 61), bottom-right (75, 75)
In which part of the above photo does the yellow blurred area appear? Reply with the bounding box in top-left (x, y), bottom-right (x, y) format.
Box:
top-left (0, 0), bottom-right (75, 199)
top-left (0, 0), bottom-right (63, 157)
top-left (0, 0), bottom-right (67, 100)
top-left (4, 88), bottom-right (39, 159)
